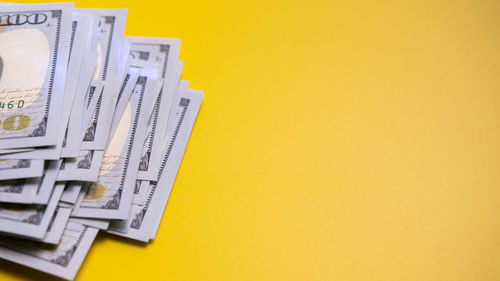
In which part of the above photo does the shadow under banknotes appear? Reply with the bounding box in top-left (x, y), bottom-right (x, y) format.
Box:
top-left (98, 232), bottom-right (149, 248)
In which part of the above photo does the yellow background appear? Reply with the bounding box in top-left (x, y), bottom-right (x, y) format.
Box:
top-left (1, 0), bottom-right (500, 280)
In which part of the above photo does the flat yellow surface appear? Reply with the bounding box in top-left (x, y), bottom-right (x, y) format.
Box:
top-left (1, 0), bottom-right (500, 280)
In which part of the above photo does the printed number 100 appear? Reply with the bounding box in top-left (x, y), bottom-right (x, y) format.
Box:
top-left (0, 115), bottom-right (31, 131)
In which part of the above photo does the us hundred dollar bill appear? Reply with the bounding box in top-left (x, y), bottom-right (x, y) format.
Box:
top-left (0, 3), bottom-right (73, 149)
top-left (132, 81), bottom-right (189, 204)
top-left (129, 37), bottom-right (183, 181)
top-left (62, 9), bottom-right (100, 157)
top-left (80, 9), bottom-right (127, 150)
top-left (0, 12), bottom-right (94, 160)
top-left (108, 88), bottom-right (203, 241)
top-left (73, 68), bottom-right (160, 219)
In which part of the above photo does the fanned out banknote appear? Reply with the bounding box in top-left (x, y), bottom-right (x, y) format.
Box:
top-left (108, 88), bottom-right (203, 241)
top-left (0, 2), bottom-right (204, 280)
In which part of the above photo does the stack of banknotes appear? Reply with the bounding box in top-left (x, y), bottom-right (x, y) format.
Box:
top-left (0, 2), bottom-right (203, 280)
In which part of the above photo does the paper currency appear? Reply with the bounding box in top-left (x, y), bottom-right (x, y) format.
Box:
top-left (108, 88), bottom-right (203, 241)
top-left (130, 37), bottom-right (182, 181)
top-left (0, 12), bottom-right (92, 160)
top-left (0, 3), bottom-right (204, 280)
top-left (73, 68), bottom-right (160, 219)
top-left (62, 10), bottom-right (100, 157)
top-left (0, 3), bottom-right (73, 149)
top-left (80, 9), bottom-right (127, 150)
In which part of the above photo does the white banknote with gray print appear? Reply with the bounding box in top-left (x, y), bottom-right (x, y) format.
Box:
top-left (46, 12), bottom-right (95, 159)
top-left (0, 177), bottom-right (38, 203)
top-left (57, 150), bottom-right (104, 182)
top-left (129, 37), bottom-right (182, 180)
top-left (10, 162), bottom-right (55, 206)
top-left (109, 65), bottom-right (140, 137)
top-left (108, 43), bottom-right (159, 136)
top-left (62, 10), bottom-right (100, 158)
top-left (130, 77), bottom-right (187, 205)
top-left (80, 9), bottom-right (127, 150)
top-left (130, 79), bottom-right (190, 204)
top-left (33, 207), bottom-right (71, 244)
top-left (0, 160), bottom-right (61, 204)
top-left (73, 68), bottom-right (159, 219)
top-left (60, 181), bottom-right (84, 204)
top-left (0, 183), bottom-right (63, 239)
top-left (0, 221), bottom-right (98, 280)
top-left (0, 159), bottom-right (44, 180)
top-left (0, 3), bottom-right (73, 149)
top-left (108, 89), bottom-right (203, 241)
top-left (0, 12), bottom-right (93, 160)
